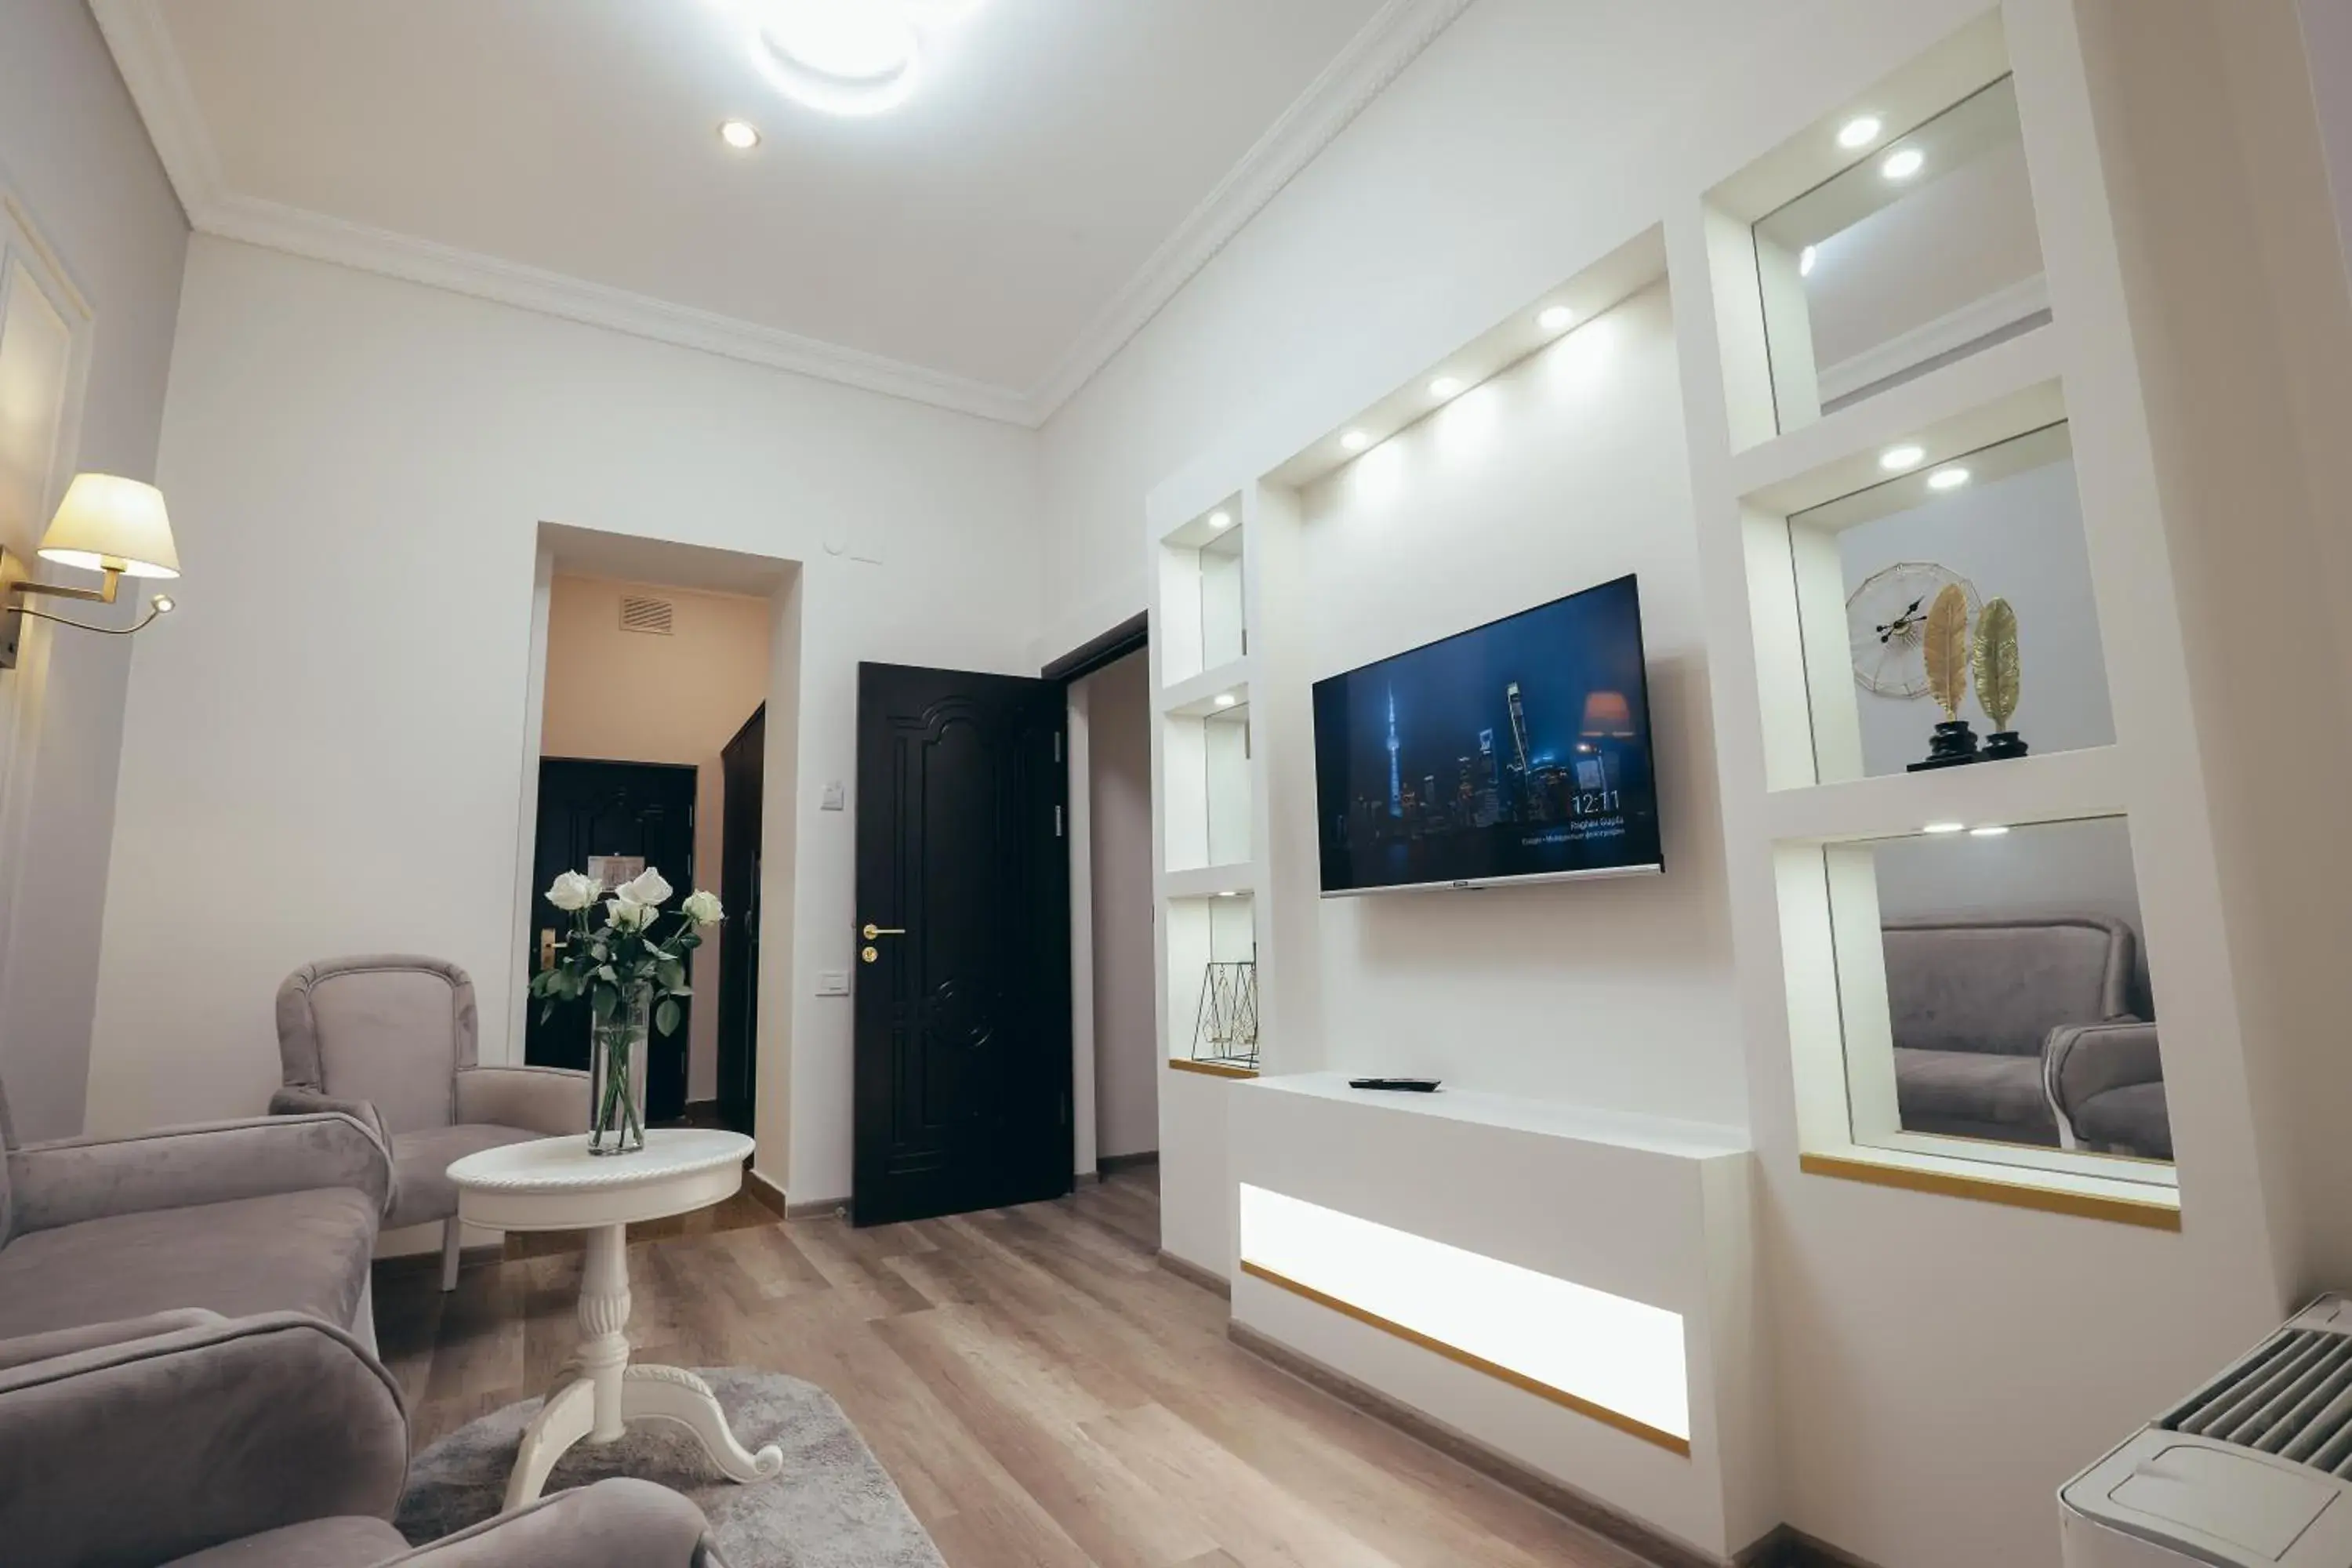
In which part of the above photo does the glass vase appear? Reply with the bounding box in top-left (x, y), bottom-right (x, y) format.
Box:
top-left (588, 986), bottom-right (649, 1156)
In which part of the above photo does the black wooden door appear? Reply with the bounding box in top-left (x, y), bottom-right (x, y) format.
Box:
top-left (716, 707), bottom-right (764, 1137)
top-left (525, 758), bottom-right (697, 1122)
top-left (853, 663), bottom-right (1070, 1225)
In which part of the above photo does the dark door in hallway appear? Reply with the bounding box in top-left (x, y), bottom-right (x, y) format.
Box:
top-left (525, 757), bottom-right (697, 1122)
top-left (853, 662), bottom-right (1070, 1225)
top-left (715, 706), bottom-right (764, 1136)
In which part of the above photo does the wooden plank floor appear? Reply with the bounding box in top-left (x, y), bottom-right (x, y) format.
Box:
top-left (374, 1169), bottom-right (1654, 1568)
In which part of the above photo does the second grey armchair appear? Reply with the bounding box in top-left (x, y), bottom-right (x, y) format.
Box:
top-left (273, 956), bottom-right (588, 1291)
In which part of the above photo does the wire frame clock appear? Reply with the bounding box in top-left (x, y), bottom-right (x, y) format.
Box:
top-left (1847, 562), bottom-right (1980, 699)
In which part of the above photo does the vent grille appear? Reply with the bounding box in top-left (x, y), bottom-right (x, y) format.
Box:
top-left (2164, 1326), bottom-right (2352, 1475)
top-left (619, 595), bottom-right (674, 636)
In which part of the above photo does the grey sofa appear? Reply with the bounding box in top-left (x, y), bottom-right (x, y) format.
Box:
top-left (274, 956), bottom-right (588, 1290)
top-left (0, 1078), bottom-right (390, 1350)
top-left (2047, 1020), bottom-right (2172, 1159)
top-left (1886, 914), bottom-right (2141, 1147)
top-left (0, 1309), bottom-right (716, 1567)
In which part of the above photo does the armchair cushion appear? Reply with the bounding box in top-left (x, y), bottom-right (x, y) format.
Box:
top-left (0, 1188), bottom-right (378, 1341)
top-left (165, 1518), bottom-right (411, 1568)
top-left (456, 1067), bottom-right (589, 1138)
top-left (5, 1112), bottom-right (392, 1234)
top-left (1893, 1047), bottom-right (2060, 1143)
top-left (0, 1312), bottom-right (405, 1568)
top-left (387, 1479), bottom-right (712, 1568)
top-left (387, 1125), bottom-right (542, 1230)
top-left (279, 956), bottom-right (477, 1136)
top-left (2076, 1082), bottom-right (2173, 1160)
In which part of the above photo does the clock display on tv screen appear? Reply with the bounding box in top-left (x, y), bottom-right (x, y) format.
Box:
top-left (1311, 574), bottom-right (1664, 895)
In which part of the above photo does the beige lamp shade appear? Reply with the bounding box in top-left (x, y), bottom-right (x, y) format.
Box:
top-left (38, 474), bottom-right (180, 580)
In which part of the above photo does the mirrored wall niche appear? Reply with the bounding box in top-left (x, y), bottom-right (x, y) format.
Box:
top-left (1162, 690), bottom-right (1251, 873)
top-left (1807, 815), bottom-right (2170, 1174)
top-left (1785, 420), bottom-right (2113, 784)
top-left (1752, 73), bottom-right (2047, 435)
top-left (1156, 499), bottom-right (1246, 686)
top-left (1167, 891), bottom-right (1259, 1071)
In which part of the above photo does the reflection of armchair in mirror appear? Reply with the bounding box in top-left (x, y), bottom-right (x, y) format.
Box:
top-left (2045, 1022), bottom-right (2171, 1160)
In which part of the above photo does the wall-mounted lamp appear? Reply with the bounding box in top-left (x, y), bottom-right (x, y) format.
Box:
top-left (1, 474), bottom-right (180, 670)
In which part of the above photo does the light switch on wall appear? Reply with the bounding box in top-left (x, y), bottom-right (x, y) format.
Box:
top-left (815, 970), bottom-right (850, 996)
top-left (821, 781), bottom-right (846, 811)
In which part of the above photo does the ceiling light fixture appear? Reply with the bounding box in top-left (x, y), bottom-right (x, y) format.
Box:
top-left (719, 118), bottom-right (761, 149)
top-left (1838, 115), bottom-right (1884, 149)
top-left (1214, 692), bottom-right (1238, 708)
top-left (1969, 825), bottom-right (2012, 838)
top-left (1798, 245), bottom-right (1819, 278)
top-left (1927, 466), bottom-right (1972, 492)
top-left (1881, 147), bottom-right (1926, 181)
top-left (1341, 430), bottom-right (1373, 454)
top-left (1207, 510), bottom-right (1233, 531)
top-left (710, 0), bottom-right (985, 118)
top-left (1539, 306), bottom-right (1574, 332)
top-left (1922, 822), bottom-right (1966, 835)
top-left (1429, 376), bottom-right (1465, 399)
top-left (1879, 444), bottom-right (1926, 472)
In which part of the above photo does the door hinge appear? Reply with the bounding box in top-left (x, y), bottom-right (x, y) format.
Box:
top-left (1054, 804), bottom-right (1065, 837)
top-left (1054, 731), bottom-right (1063, 763)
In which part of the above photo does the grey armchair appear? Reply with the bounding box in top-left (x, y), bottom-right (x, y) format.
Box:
top-left (0, 1075), bottom-right (389, 1349)
top-left (0, 1309), bottom-right (717, 1567)
top-left (2046, 1020), bottom-right (2172, 1160)
top-left (274, 956), bottom-right (588, 1290)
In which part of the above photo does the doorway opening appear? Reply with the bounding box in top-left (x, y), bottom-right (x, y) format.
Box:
top-left (515, 526), bottom-right (796, 1146)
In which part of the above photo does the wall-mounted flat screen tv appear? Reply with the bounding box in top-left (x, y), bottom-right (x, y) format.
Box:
top-left (1312, 573), bottom-right (1664, 895)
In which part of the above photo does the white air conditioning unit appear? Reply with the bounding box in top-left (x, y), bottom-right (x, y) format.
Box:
top-left (2063, 1296), bottom-right (2352, 1566)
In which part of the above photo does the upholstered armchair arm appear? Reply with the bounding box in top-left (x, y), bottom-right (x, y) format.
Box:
top-left (456, 1065), bottom-right (590, 1136)
top-left (386, 1479), bottom-right (716, 1567)
top-left (2045, 1021), bottom-right (2164, 1143)
top-left (5, 1112), bottom-right (394, 1234)
top-left (271, 1083), bottom-right (391, 1151)
top-left (0, 1312), bottom-right (406, 1568)
top-left (0, 1309), bottom-right (226, 1374)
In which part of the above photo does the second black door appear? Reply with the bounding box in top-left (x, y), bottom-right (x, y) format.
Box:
top-left (525, 757), bottom-right (697, 1123)
top-left (853, 663), bottom-right (1070, 1225)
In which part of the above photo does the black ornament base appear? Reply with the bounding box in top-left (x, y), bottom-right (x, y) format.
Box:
top-left (1982, 731), bottom-right (2031, 760)
top-left (1907, 719), bottom-right (1983, 771)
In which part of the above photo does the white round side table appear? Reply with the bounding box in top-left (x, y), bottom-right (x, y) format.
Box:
top-left (447, 1127), bottom-right (784, 1510)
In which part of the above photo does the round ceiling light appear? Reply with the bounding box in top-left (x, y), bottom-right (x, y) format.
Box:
top-left (1798, 245), bottom-right (1818, 278)
top-left (1539, 305), bottom-right (1574, 332)
top-left (1341, 430), bottom-right (1373, 454)
top-left (1837, 114), bottom-right (1883, 150)
top-left (1878, 444), bottom-right (1926, 472)
top-left (719, 118), bottom-right (761, 149)
top-left (753, 0), bottom-right (922, 116)
top-left (1429, 376), bottom-right (1465, 399)
top-left (1881, 147), bottom-right (1926, 181)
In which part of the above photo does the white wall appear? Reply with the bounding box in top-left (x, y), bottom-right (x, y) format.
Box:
top-left (1298, 284), bottom-right (1746, 1126)
top-left (84, 238), bottom-right (1040, 1208)
top-left (539, 573), bottom-right (771, 1104)
top-left (1080, 648), bottom-right (1156, 1159)
top-left (0, 0), bottom-right (187, 1140)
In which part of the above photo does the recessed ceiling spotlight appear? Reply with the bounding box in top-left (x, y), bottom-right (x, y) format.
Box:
top-left (1798, 245), bottom-right (1819, 278)
top-left (1969, 825), bottom-right (2013, 838)
top-left (719, 118), bottom-right (762, 149)
top-left (1922, 822), bottom-right (1965, 834)
top-left (1217, 890), bottom-right (1241, 898)
top-left (1878, 444), bottom-right (1926, 472)
top-left (1214, 692), bottom-right (1238, 708)
top-left (1539, 305), bottom-right (1574, 332)
top-left (1881, 147), bottom-right (1926, 181)
top-left (1837, 114), bottom-right (1883, 149)
top-left (1429, 376), bottom-right (1465, 399)
top-left (1927, 466), bottom-right (1972, 492)
top-left (714, 0), bottom-right (989, 118)
top-left (1341, 430), bottom-right (1373, 453)
top-left (1207, 510), bottom-right (1232, 531)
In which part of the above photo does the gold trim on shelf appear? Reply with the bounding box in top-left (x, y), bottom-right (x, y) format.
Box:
top-left (1798, 1152), bottom-right (2182, 1231)
top-left (1167, 1058), bottom-right (1259, 1080)
top-left (1236, 1261), bottom-right (1693, 1457)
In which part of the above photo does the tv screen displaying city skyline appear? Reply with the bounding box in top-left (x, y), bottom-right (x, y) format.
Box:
top-left (1312, 574), bottom-right (1664, 895)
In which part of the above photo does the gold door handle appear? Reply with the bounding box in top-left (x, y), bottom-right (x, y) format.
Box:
top-left (862, 924), bottom-right (905, 940)
top-left (539, 928), bottom-right (558, 971)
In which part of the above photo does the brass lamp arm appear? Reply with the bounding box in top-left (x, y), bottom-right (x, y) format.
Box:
top-left (9, 566), bottom-right (121, 606)
top-left (13, 602), bottom-right (167, 637)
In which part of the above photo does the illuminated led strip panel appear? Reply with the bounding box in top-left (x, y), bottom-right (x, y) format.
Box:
top-left (1237, 1184), bottom-right (1691, 1452)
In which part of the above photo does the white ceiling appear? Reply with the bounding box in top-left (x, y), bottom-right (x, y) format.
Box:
top-left (96, 0), bottom-right (1471, 423)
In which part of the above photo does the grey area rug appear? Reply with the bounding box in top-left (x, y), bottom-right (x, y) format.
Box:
top-left (398, 1367), bottom-right (946, 1568)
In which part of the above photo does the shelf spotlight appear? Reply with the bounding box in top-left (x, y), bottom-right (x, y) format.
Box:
top-left (1798, 245), bottom-right (1819, 278)
top-left (1341, 430), bottom-right (1373, 454)
top-left (1927, 466), bottom-right (1972, 492)
top-left (1879, 444), bottom-right (1926, 472)
top-left (1922, 822), bottom-right (1965, 835)
top-left (1969, 825), bottom-right (2013, 838)
top-left (1838, 114), bottom-right (1883, 150)
top-left (1214, 692), bottom-right (1237, 708)
top-left (1429, 376), bottom-right (1465, 399)
top-left (1539, 305), bottom-right (1574, 332)
top-left (1207, 510), bottom-right (1233, 530)
top-left (1882, 147), bottom-right (1925, 181)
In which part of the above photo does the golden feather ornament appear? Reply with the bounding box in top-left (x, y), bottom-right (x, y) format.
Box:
top-left (1922, 584), bottom-right (1971, 721)
top-left (1973, 597), bottom-right (2021, 731)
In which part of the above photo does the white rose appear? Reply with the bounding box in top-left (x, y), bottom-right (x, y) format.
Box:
top-left (605, 895), bottom-right (659, 932)
top-left (617, 868), bottom-right (673, 907)
top-left (681, 889), bottom-right (724, 926)
top-left (546, 870), bottom-right (601, 912)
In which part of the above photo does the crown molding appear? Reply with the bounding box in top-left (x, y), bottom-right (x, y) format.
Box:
top-left (92, 0), bottom-right (1475, 430)
top-left (1025, 0), bottom-right (1478, 422)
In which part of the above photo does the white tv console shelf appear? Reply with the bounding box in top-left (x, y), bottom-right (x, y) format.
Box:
top-left (1227, 1073), bottom-right (1765, 1561)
